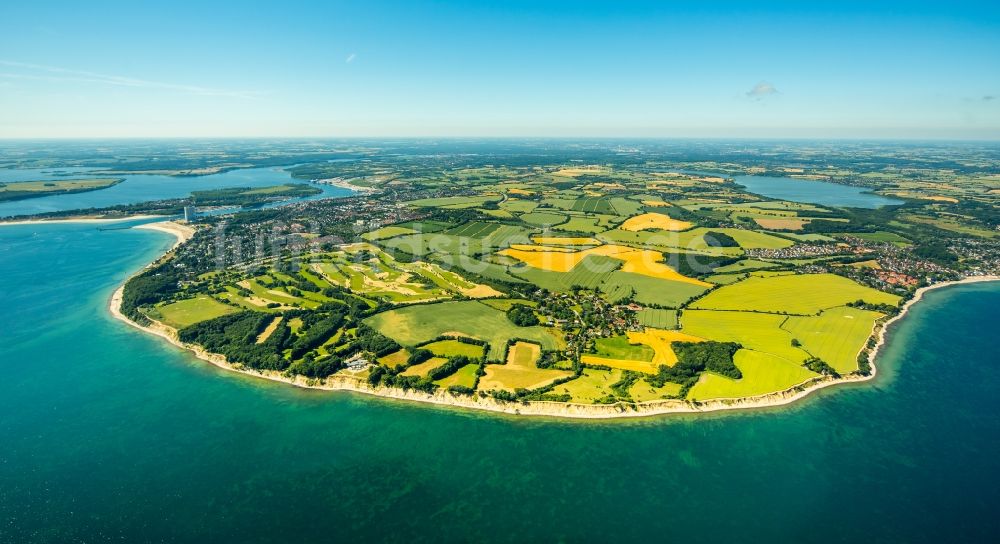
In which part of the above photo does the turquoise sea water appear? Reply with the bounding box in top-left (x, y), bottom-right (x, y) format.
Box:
top-left (2, 224), bottom-right (999, 543)
top-left (0, 166), bottom-right (351, 218)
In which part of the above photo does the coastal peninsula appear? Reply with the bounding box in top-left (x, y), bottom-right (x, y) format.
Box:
top-left (97, 147), bottom-right (998, 418)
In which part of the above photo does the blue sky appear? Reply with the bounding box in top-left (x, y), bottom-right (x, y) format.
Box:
top-left (1, 0), bottom-right (998, 138)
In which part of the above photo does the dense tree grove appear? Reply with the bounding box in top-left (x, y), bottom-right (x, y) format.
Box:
top-left (703, 231), bottom-right (739, 248)
top-left (804, 357), bottom-right (840, 378)
top-left (648, 341), bottom-right (742, 390)
top-left (427, 355), bottom-right (473, 380)
top-left (178, 312), bottom-right (290, 370)
top-left (506, 304), bottom-right (540, 326)
top-left (189, 184), bottom-right (321, 207)
top-left (913, 241), bottom-right (958, 265)
top-left (667, 252), bottom-right (740, 278)
top-left (288, 313), bottom-right (345, 359)
top-left (677, 341), bottom-right (743, 379)
top-left (407, 349), bottom-right (434, 366)
top-left (174, 305), bottom-right (397, 378)
top-left (120, 264), bottom-right (183, 323)
top-left (847, 299), bottom-right (900, 315)
top-left (291, 353), bottom-right (345, 378)
top-left (345, 324), bottom-right (400, 358)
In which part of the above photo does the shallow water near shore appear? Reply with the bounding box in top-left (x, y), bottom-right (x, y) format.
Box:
top-left (0, 166), bottom-right (352, 218)
top-left (1, 223), bottom-right (999, 543)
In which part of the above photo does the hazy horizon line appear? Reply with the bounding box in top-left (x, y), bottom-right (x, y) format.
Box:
top-left (1, 135), bottom-right (999, 143)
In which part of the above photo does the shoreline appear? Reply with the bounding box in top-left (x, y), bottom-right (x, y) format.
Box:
top-left (0, 214), bottom-right (164, 226)
top-left (133, 220), bottom-right (195, 250)
top-left (108, 227), bottom-right (1000, 418)
top-left (864, 274), bottom-right (1000, 379)
top-left (316, 177), bottom-right (376, 194)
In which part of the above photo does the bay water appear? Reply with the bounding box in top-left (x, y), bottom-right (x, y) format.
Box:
top-left (1, 223), bottom-right (998, 542)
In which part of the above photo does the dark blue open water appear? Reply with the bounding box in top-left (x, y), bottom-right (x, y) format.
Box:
top-left (0, 223), bottom-right (998, 542)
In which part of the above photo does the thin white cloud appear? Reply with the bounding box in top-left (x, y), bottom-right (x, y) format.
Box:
top-left (746, 81), bottom-right (779, 99)
top-left (0, 60), bottom-right (264, 99)
top-left (346, 53), bottom-right (357, 63)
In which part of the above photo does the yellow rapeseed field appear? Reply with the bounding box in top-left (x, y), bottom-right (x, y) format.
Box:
top-left (500, 244), bottom-right (711, 287)
top-left (499, 244), bottom-right (636, 272)
top-left (627, 329), bottom-right (705, 366)
top-left (613, 251), bottom-right (713, 287)
top-left (619, 212), bottom-right (693, 232)
top-left (581, 328), bottom-right (705, 372)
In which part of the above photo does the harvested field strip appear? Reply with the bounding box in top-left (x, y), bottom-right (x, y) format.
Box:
top-left (506, 341), bottom-right (541, 367)
top-left (479, 342), bottom-right (570, 392)
top-left (580, 355), bottom-right (658, 374)
top-left (531, 236), bottom-right (602, 246)
top-left (753, 218), bottom-right (808, 230)
top-left (255, 316), bottom-right (283, 344)
top-left (377, 349), bottom-right (410, 368)
top-left (400, 357), bottom-right (449, 377)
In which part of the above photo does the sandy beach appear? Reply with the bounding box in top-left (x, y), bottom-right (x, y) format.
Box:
top-left (0, 214), bottom-right (164, 226)
top-left (134, 220), bottom-right (196, 249)
top-left (316, 177), bottom-right (377, 194)
top-left (107, 224), bottom-right (1000, 418)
